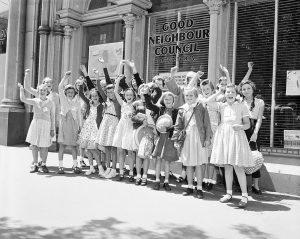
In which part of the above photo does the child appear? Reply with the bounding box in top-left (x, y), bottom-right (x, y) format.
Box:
top-left (95, 83), bottom-right (121, 179)
top-left (145, 91), bottom-right (179, 191)
top-left (208, 84), bottom-right (255, 208)
top-left (172, 87), bottom-right (212, 199)
top-left (112, 74), bottom-right (136, 182)
top-left (77, 80), bottom-right (105, 176)
top-left (57, 71), bottom-right (82, 174)
top-left (18, 70), bottom-right (55, 173)
top-left (198, 79), bottom-right (220, 191)
top-left (239, 78), bottom-right (264, 194)
top-left (131, 84), bottom-right (156, 186)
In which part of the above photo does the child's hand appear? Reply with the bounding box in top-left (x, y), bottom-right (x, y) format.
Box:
top-left (248, 62), bottom-right (254, 69)
top-left (232, 124), bottom-right (243, 131)
top-left (50, 130), bottom-right (55, 137)
top-left (64, 71), bottom-right (71, 79)
top-left (170, 66), bottom-right (178, 74)
top-left (204, 140), bottom-right (211, 147)
top-left (79, 65), bottom-right (87, 75)
top-left (17, 83), bottom-right (24, 89)
top-left (250, 132), bottom-right (257, 142)
top-left (219, 64), bottom-right (229, 74)
top-left (93, 69), bottom-right (99, 75)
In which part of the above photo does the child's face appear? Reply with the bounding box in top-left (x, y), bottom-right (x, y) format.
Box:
top-left (176, 78), bottom-right (186, 86)
top-left (39, 87), bottom-right (48, 99)
top-left (184, 91), bottom-right (197, 105)
top-left (225, 87), bottom-right (237, 104)
top-left (84, 90), bottom-right (90, 98)
top-left (131, 78), bottom-right (137, 90)
top-left (91, 91), bottom-right (99, 103)
top-left (106, 88), bottom-right (115, 100)
top-left (201, 84), bottom-right (213, 98)
top-left (66, 88), bottom-right (75, 99)
top-left (241, 83), bottom-right (253, 98)
top-left (100, 80), bottom-right (107, 91)
top-left (164, 95), bottom-right (174, 108)
top-left (125, 90), bottom-right (134, 103)
top-left (43, 79), bottom-right (53, 92)
top-left (155, 79), bottom-right (164, 90)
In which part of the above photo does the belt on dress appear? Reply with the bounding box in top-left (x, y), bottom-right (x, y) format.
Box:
top-left (105, 113), bottom-right (118, 118)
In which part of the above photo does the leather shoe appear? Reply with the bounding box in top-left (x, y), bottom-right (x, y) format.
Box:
top-left (182, 188), bottom-right (193, 196)
top-left (195, 189), bottom-right (204, 199)
top-left (252, 186), bottom-right (262, 195)
top-left (238, 196), bottom-right (248, 208)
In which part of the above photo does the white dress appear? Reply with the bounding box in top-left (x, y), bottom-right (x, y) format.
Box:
top-left (112, 102), bottom-right (135, 151)
top-left (180, 106), bottom-right (208, 166)
top-left (77, 105), bottom-right (98, 149)
top-left (26, 98), bottom-right (54, 148)
top-left (210, 102), bottom-right (255, 167)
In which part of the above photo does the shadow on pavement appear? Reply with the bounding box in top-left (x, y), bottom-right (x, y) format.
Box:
top-left (232, 224), bottom-right (274, 239)
top-left (0, 217), bottom-right (213, 239)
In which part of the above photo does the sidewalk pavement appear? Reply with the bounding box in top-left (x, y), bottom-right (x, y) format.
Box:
top-left (0, 145), bottom-right (300, 239)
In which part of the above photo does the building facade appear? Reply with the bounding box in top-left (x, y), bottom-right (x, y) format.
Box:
top-left (0, 0), bottom-right (299, 194)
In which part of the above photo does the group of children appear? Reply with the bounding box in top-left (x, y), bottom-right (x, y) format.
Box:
top-left (19, 60), bottom-right (264, 208)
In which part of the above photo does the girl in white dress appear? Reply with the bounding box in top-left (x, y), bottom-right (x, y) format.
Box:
top-left (112, 75), bottom-right (136, 181)
top-left (208, 84), bottom-right (255, 208)
top-left (172, 87), bottom-right (212, 199)
top-left (18, 72), bottom-right (55, 173)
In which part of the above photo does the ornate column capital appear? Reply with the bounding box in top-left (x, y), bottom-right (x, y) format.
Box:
top-left (121, 13), bottom-right (136, 28)
top-left (38, 25), bottom-right (51, 35)
top-left (53, 23), bottom-right (64, 36)
top-left (63, 25), bottom-right (73, 37)
top-left (204, 0), bottom-right (227, 14)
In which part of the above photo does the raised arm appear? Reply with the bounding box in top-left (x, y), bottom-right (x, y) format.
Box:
top-left (78, 82), bottom-right (90, 106)
top-left (23, 69), bottom-right (38, 97)
top-left (98, 57), bottom-right (113, 85)
top-left (50, 101), bottom-right (55, 133)
top-left (58, 71), bottom-right (72, 105)
top-left (205, 89), bottom-right (222, 104)
top-left (220, 65), bottom-right (231, 84)
top-left (241, 62), bottom-right (254, 83)
top-left (80, 64), bottom-right (95, 90)
top-left (144, 93), bottom-right (159, 115)
top-left (96, 77), bottom-right (107, 102)
top-left (18, 83), bottom-right (36, 106)
top-left (165, 66), bottom-right (181, 96)
top-left (188, 71), bottom-right (204, 88)
top-left (114, 74), bottom-right (125, 106)
top-left (124, 60), bottom-right (144, 88)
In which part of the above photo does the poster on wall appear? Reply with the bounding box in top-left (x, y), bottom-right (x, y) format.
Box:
top-left (159, 71), bottom-right (190, 86)
top-left (88, 42), bottom-right (124, 79)
top-left (286, 70), bottom-right (300, 96)
top-left (284, 130), bottom-right (300, 149)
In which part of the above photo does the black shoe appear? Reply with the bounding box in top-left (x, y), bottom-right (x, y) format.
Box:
top-left (252, 186), bottom-right (262, 195)
top-left (129, 175), bottom-right (134, 182)
top-left (195, 189), bottom-right (204, 199)
top-left (206, 183), bottom-right (213, 191)
top-left (57, 167), bottom-right (65, 174)
top-left (141, 178), bottom-right (147, 186)
top-left (117, 174), bottom-right (124, 181)
top-left (38, 161), bottom-right (42, 167)
top-left (135, 178), bottom-right (142, 185)
top-left (182, 188), bottom-right (193, 196)
top-left (163, 182), bottom-right (171, 191)
top-left (30, 165), bottom-right (39, 173)
top-left (238, 196), bottom-right (248, 208)
top-left (40, 165), bottom-right (49, 173)
top-left (73, 166), bottom-right (81, 174)
top-left (153, 182), bottom-right (160, 190)
top-left (94, 165), bottom-right (99, 173)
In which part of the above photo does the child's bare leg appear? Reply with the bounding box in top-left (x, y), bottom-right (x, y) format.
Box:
top-left (195, 165), bottom-right (204, 189)
top-left (31, 145), bottom-right (39, 164)
top-left (128, 151), bottom-right (135, 176)
top-left (234, 166), bottom-right (247, 194)
top-left (70, 146), bottom-right (78, 167)
top-left (111, 146), bottom-right (117, 170)
top-left (58, 144), bottom-right (65, 167)
top-left (118, 148), bottom-right (125, 175)
top-left (186, 166), bottom-right (194, 188)
top-left (164, 160), bottom-right (170, 183)
top-left (224, 165), bottom-right (233, 193)
top-left (135, 156), bottom-right (142, 179)
top-left (39, 147), bottom-right (48, 164)
top-left (142, 158), bottom-right (150, 178)
top-left (155, 157), bottom-right (162, 181)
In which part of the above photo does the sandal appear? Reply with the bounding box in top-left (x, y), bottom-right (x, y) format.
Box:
top-left (73, 166), bottom-right (81, 174)
top-left (238, 196), bottom-right (248, 208)
top-left (129, 175), bottom-right (134, 182)
top-left (219, 194), bottom-right (232, 203)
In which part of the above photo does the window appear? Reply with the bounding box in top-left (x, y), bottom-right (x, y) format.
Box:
top-left (228, 0), bottom-right (300, 149)
top-left (88, 0), bottom-right (116, 11)
top-left (0, 17), bottom-right (7, 54)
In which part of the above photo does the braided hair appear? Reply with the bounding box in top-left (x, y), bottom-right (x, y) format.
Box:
top-left (239, 80), bottom-right (257, 111)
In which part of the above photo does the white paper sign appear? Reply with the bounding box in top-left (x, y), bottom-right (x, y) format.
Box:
top-left (159, 71), bottom-right (190, 86)
top-left (284, 130), bottom-right (300, 149)
top-left (286, 70), bottom-right (300, 96)
top-left (88, 42), bottom-right (124, 79)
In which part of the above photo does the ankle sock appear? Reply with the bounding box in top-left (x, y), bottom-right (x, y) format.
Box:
top-left (188, 184), bottom-right (193, 189)
top-left (59, 161), bottom-right (63, 167)
top-left (120, 169), bottom-right (124, 175)
top-left (142, 174), bottom-right (147, 179)
top-left (129, 171), bottom-right (133, 176)
top-left (73, 160), bottom-right (78, 167)
top-left (155, 179), bottom-right (160, 182)
top-left (227, 190), bottom-right (233, 196)
top-left (242, 193), bottom-right (248, 198)
top-left (137, 174), bottom-right (141, 179)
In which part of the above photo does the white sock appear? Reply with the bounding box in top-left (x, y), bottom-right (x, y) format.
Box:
top-left (137, 174), bottom-right (141, 179)
top-left (227, 190), bottom-right (233, 196)
top-left (120, 169), bottom-right (124, 175)
top-left (164, 180), bottom-right (168, 183)
top-left (41, 162), bottom-right (46, 166)
top-left (142, 174), bottom-right (147, 179)
top-left (197, 186), bottom-right (202, 190)
top-left (129, 171), bottom-right (133, 176)
top-left (242, 193), bottom-right (248, 198)
top-left (73, 160), bottom-right (78, 167)
top-left (90, 165), bottom-right (95, 170)
top-left (59, 161), bottom-right (63, 167)
top-left (188, 184), bottom-right (193, 189)
top-left (155, 178), bottom-right (160, 182)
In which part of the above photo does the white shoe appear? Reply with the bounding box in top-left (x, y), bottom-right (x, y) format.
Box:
top-left (85, 168), bottom-right (96, 176)
top-left (103, 168), bottom-right (111, 177)
top-left (105, 169), bottom-right (117, 179)
top-left (98, 166), bottom-right (105, 177)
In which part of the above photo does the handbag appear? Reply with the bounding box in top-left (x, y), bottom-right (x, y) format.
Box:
top-left (244, 141), bottom-right (264, 174)
top-left (175, 105), bottom-right (197, 156)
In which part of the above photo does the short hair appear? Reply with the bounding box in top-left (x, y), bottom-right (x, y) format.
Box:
top-left (200, 79), bottom-right (214, 91)
top-left (64, 84), bottom-right (77, 96)
top-left (184, 87), bottom-right (198, 98)
top-left (42, 77), bottom-right (52, 84)
top-left (106, 84), bottom-right (114, 90)
top-left (226, 83), bottom-right (238, 93)
top-left (239, 80), bottom-right (256, 95)
top-left (37, 83), bottom-right (48, 93)
top-left (159, 91), bottom-right (176, 107)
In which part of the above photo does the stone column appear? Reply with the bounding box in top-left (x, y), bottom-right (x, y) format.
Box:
top-left (0, 0), bottom-right (27, 145)
top-left (38, 25), bottom-right (51, 84)
top-left (122, 13), bottom-right (136, 83)
top-left (204, 0), bottom-right (226, 86)
top-left (61, 25), bottom-right (73, 78)
top-left (52, 23), bottom-right (64, 91)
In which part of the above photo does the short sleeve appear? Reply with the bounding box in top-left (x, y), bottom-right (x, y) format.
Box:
top-left (256, 98), bottom-right (265, 108)
top-left (241, 104), bottom-right (250, 118)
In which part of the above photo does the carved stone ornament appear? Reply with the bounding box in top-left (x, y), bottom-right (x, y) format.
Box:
top-left (203, 0), bottom-right (227, 14)
top-left (38, 25), bottom-right (51, 35)
top-left (122, 13), bottom-right (136, 28)
top-left (63, 26), bottom-right (73, 37)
